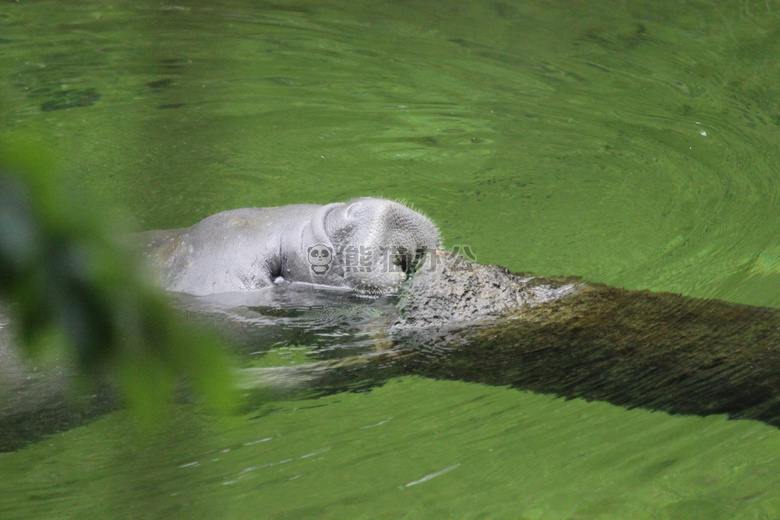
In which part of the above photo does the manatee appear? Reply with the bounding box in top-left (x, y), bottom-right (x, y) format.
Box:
top-left (133, 198), bottom-right (440, 296)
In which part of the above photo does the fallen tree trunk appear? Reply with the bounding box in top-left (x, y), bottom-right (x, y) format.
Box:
top-left (314, 253), bottom-right (780, 426)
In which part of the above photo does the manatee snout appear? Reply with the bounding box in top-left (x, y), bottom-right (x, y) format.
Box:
top-left (134, 197), bottom-right (440, 296)
top-left (326, 198), bottom-right (441, 294)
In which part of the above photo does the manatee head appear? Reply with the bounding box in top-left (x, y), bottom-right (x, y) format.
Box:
top-left (323, 198), bottom-right (441, 294)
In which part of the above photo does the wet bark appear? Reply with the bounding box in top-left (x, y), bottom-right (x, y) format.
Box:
top-left (315, 254), bottom-right (780, 426)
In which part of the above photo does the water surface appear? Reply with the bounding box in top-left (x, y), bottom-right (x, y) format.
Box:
top-left (1, 1), bottom-right (779, 518)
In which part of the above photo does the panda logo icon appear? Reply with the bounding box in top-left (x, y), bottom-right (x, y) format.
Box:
top-left (307, 244), bottom-right (334, 275)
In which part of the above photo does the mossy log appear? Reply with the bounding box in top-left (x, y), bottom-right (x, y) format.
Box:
top-left (315, 253), bottom-right (780, 426)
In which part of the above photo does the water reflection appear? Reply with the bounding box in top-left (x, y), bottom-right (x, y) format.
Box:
top-left (173, 283), bottom-right (398, 357)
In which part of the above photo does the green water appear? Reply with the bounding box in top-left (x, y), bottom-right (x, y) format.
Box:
top-left (1, 1), bottom-right (780, 518)
top-left (4, 378), bottom-right (780, 520)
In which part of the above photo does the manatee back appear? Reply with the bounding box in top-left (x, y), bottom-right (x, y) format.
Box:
top-left (135, 205), bottom-right (322, 294)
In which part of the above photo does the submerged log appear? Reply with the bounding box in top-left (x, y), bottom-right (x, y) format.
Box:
top-left (3, 248), bottom-right (779, 452)
top-left (313, 252), bottom-right (780, 426)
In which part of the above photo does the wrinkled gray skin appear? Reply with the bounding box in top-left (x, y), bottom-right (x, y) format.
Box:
top-left (134, 198), bottom-right (441, 296)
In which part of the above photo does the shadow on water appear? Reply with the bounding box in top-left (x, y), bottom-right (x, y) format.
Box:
top-left (0, 315), bottom-right (116, 452)
top-left (0, 389), bottom-right (116, 453)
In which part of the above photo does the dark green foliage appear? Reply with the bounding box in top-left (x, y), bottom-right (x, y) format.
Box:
top-left (0, 143), bottom-right (235, 417)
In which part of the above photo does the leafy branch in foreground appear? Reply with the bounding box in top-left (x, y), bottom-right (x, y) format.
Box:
top-left (0, 144), bottom-right (234, 417)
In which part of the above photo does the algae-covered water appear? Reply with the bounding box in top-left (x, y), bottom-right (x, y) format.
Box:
top-left (1, 1), bottom-right (780, 518)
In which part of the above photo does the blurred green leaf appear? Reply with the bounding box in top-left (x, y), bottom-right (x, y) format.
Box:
top-left (0, 140), bottom-right (236, 417)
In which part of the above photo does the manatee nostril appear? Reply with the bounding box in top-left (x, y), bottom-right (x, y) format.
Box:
top-left (392, 247), bottom-right (428, 274)
top-left (399, 254), bottom-right (409, 274)
top-left (269, 262), bottom-right (283, 279)
top-left (410, 254), bottom-right (423, 273)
